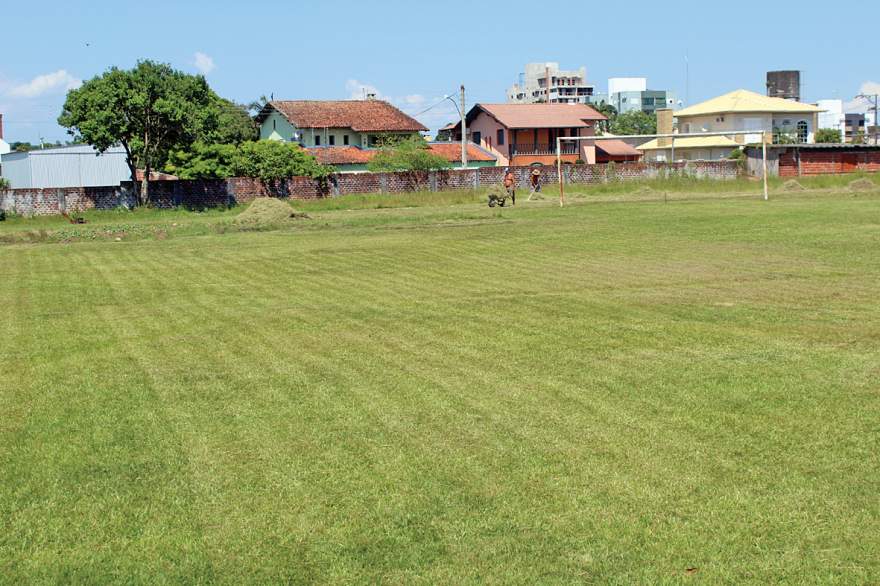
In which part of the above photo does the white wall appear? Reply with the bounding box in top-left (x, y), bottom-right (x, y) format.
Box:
top-left (608, 77), bottom-right (647, 95)
top-left (817, 99), bottom-right (844, 137)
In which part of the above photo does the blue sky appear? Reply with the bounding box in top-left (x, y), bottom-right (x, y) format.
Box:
top-left (1, 0), bottom-right (877, 143)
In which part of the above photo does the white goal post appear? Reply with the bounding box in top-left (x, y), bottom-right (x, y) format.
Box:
top-left (554, 131), bottom-right (770, 207)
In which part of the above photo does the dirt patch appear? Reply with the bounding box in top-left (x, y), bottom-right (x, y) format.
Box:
top-left (233, 198), bottom-right (307, 226)
top-left (635, 185), bottom-right (655, 194)
top-left (782, 179), bottom-right (806, 192)
top-left (848, 178), bottom-right (876, 192)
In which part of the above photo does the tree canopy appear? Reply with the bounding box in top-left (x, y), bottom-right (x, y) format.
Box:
top-left (366, 136), bottom-right (451, 172)
top-left (814, 128), bottom-right (842, 144)
top-left (609, 110), bottom-right (657, 136)
top-left (58, 60), bottom-right (255, 205)
top-left (165, 141), bottom-right (333, 182)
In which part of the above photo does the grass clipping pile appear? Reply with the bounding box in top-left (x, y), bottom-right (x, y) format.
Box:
top-left (848, 178), bottom-right (876, 192)
top-left (233, 198), bottom-right (308, 228)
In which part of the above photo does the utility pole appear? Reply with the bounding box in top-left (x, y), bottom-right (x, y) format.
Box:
top-left (460, 85), bottom-right (468, 169)
top-left (857, 93), bottom-right (879, 145)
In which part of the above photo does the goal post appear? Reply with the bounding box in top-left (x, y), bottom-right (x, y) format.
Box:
top-left (555, 130), bottom-right (770, 207)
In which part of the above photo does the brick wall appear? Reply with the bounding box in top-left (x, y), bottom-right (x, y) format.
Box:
top-left (777, 148), bottom-right (880, 177)
top-left (1, 160), bottom-right (740, 216)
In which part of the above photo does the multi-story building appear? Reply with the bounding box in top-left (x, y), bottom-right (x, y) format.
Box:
top-left (845, 113), bottom-right (866, 143)
top-left (607, 78), bottom-right (676, 115)
top-left (506, 62), bottom-right (596, 105)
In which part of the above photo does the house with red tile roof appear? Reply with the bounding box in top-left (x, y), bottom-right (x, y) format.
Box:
top-left (307, 141), bottom-right (496, 172)
top-left (255, 99), bottom-right (427, 149)
top-left (450, 103), bottom-right (612, 166)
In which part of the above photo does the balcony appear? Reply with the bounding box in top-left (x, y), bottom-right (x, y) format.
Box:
top-left (510, 143), bottom-right (579, 156)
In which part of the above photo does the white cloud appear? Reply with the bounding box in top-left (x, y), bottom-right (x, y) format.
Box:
top-left (845, 81), bottom-right (880, 112)
top-left (402, 94), bottom-right (426, 106)
top-left (193, 52), bottom-right (216, 75)
top-left (5, 70), bottom-right (81, 99)
top-left (346, 79), bottom-right (383, 100)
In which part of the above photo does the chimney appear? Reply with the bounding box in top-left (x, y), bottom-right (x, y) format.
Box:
top-left (0, 113), bottom-right (4, 140)
top-left (656, 108), bottom-right (673, 147)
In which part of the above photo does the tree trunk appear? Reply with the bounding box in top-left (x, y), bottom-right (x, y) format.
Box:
top-left (140, 134), bottom-right (150, 207)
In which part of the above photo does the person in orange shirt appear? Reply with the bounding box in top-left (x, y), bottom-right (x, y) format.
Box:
top-left (503, 168), bottom-right (516, 206)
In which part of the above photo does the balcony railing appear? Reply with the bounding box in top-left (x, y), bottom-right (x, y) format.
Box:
top-left (510, 143), bottom-right (579, 156)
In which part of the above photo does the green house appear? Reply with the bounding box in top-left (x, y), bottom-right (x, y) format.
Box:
top-left (255, 99), bottom-right (428, 148)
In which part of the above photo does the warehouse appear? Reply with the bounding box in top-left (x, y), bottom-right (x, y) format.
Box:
top-left (0, 144), bottom-right (130, 189)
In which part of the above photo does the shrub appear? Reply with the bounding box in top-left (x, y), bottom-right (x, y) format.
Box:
top-left (165, 141), bottom-right (334, 181)
top-left (0, 177), bottom-right (10, 189)
top-left (815, 128), bottom-right (842, 144)
top-left (367, 136), bottom-right (451, 173)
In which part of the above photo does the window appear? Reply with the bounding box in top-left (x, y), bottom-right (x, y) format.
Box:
top-left (315, 135), bottom-right (321, 146)
top-left (329, 135), bottom-right (335, 146)
top-left (472, 131), bottom-right (482, 145)
top-left (497, 129), bottom-right (505, 146)
top-left (796, 120), bottom-right (808, 143)
top-left (343, 134), bottom-right (349, 145)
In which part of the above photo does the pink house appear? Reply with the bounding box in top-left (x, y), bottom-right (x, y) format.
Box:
top-left (452, 103), bottom-right (608, 166)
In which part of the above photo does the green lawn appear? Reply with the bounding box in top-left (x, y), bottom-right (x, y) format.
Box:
top-left (1, 187), bottom-right (878, 583)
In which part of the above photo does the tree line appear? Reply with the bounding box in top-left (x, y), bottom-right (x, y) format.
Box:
top-left (57, 60), bottom-right (332, 205)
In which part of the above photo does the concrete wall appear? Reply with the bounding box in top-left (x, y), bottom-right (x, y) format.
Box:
top-left (1, 161), bottom-right (741, 216)
top-left (260, 110), bottom-right (298, 141)
top-left (643, 147), bottom-right (736, 162)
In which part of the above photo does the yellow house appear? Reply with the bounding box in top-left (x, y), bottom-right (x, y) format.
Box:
top-left (639, 89), bottom-right (824, 161)
top-left (673, 89), bottom-right (822, 145)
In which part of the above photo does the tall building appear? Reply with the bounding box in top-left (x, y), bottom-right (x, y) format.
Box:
top-left (506, 62), bottom-right (596, 104)
top-left (767, 71), bottom-right (801, 101)
top-left (607, 77), bottom-right (677, 115)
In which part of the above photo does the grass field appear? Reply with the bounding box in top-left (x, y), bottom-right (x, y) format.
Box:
top-left (1, 181), bottom-right (879, 583)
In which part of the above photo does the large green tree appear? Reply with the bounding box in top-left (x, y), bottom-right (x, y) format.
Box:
top-left (58, 60), bottom-right (253, 205)
top-left (592, 101), bottom-right (617, 133)
top-left (609, 110), bottom-right (657, 135)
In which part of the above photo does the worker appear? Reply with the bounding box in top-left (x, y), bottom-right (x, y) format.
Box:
top-left (528, 167), bottom-right (542, 200)
top-left (503, 168), bottom-right (516, 206)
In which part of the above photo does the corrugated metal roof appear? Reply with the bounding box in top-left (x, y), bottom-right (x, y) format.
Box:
top-left (675, 89), bottom-right (823, 117)
top-left (0, 144), bottom-right (129, 188)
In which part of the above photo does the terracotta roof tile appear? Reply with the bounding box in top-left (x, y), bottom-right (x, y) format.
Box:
top-left (263, 100), bottom-right (428, 132)
top-left (595, 139), bottom-right (642, 157)
top-left (475, 103), bottom-right (606, 129)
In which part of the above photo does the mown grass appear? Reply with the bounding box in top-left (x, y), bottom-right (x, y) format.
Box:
top-left (1, 184), bottom-right (879, 583)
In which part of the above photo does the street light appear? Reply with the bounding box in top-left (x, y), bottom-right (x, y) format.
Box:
top-left (443, 88), bottom-right (467, 169)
